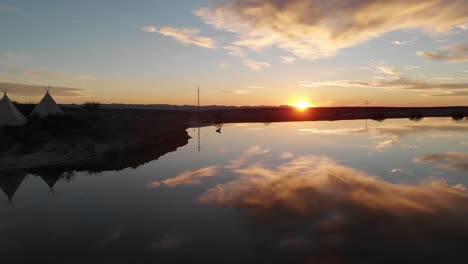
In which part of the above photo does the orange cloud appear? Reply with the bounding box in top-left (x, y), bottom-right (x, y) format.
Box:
top-left (195, 0), bottom-right (468, 59)
top-left (143, 26), bottom-right (216, 49)
top-left (418, 43), bottom-right (468, 62)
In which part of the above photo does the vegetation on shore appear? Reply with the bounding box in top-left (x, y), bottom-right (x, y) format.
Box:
top-left (1, 105), bottom-right (467, 170)
top-left (1, 107), bottom-right (191, 169)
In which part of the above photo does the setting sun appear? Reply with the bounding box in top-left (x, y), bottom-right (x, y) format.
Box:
top-left (292, 100), bottom-right (314, 111)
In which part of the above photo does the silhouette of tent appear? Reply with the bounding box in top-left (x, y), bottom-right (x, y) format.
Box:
top-left (29, 167), bottom-right (74, 192)
top-left (31, 86), bottom-right (64, 117)
top-left (40, 174), bottom-right (62, 193)
top-left (39, 171), bottom-right (63, 192)
top-left (0, 89), bottom-right (27, 127)
top-left (0, 171), bottom-right (26, 203)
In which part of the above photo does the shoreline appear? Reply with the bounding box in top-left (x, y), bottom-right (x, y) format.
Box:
top-left (1, 106), bottom-right (467, 172)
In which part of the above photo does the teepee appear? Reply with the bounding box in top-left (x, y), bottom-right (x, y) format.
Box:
top-left (0, 89), bottom-right (27, 127)
top-left (31, 86), bottom-right (64, 117)
top-left (0, 171), bottom-right (26, 203)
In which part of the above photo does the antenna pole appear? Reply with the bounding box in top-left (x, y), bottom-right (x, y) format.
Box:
top-left (197, 86), bottom-right (200, 111)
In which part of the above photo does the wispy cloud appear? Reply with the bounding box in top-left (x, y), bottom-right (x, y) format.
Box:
top-left (220, 89), bottom-right (253, 95)
top-left (220, 86), bottom-right (266, 95)
top-left (0, 82), bottom-right (87, 97)
top-left (432, 77), bottom-right (468, 81)
top-left (418, 43), bottom-right (468, 62)
top-left (298, 81), bottom-right (318, 88)
top-left (280, 56), bottom-right (295, 64)
top-left (23, 70), bottom-right (97, 81)
top-left (280, 152), bottom-right (294, 159)
top-left (389, 168), bottom-right (414, 175)
top-left (143, 26), bottom-right (216, 49)
top-left (300, 77), bottom-right (468, 92)
top-left (403, 65), bottom-right (420, 70)
top-left (375, 66), bottom-right (400, 76)
top-left (224, 45), bottom-right (270, 71)
top-left (392, 41), bottom-right (408, 45)
top-left (299, 65), bottom-right (468, 96)
top-left (456, 23), bottom-right (468, 30)
top-left (391, 37), bottom-right (417, 46)
top-left (195, 0), bottom-right (468, 60)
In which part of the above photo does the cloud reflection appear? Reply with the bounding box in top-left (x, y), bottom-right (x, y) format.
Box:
top-left (225, 145), bottom-right (270, 169)
top-left (299, 120), bottom-right (468, 150)
top-left (199, 155), bottom-right (468, 261)
top-left (200, 156), bottom-right (468, 215)
top-left (148, 166), bottom-right (218, 187)
top-left (415, 152), bottom-right (468, 170)
top-left (151, 234), bottom-right (184, 250)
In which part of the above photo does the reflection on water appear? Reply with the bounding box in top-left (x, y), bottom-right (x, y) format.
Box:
top-left (1, 118), bottom-right (468, 263)
top-left (200, 155), bottom-right (468, 215)
top-left (148, 166), bottom-right (218, 187)
top-left (0, 171), bottom-right (26, 203)
top-left (199, 155), bottom-right (468, 262)
top-left (415, 152), bottom-right (468, 170)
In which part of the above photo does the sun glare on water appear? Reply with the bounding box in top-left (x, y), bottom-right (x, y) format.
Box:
top-left (292, 100), bottom-right (314, 111)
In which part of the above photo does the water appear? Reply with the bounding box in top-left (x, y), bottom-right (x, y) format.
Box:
top-left (1, 118), bottom-right (468, 263)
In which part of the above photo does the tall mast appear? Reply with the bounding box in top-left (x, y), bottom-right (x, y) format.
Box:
top-left (197, 86), bottom-right (200, 111)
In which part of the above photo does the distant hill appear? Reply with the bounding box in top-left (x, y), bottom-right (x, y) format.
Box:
top-left (62, 103), bottom-right (289, 111)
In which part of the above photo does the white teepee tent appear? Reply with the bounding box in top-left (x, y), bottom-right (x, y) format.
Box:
top-left (0, 89), bottom-right (27, 127)
top-left (31, 86), bottom-right (64, 117)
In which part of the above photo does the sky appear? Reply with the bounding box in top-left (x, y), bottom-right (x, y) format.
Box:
top-left (1, 0), bottom-right (468, 106)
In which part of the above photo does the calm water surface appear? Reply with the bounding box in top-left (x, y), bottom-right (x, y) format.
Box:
top-left (1, 118), bottom-right (468, 263)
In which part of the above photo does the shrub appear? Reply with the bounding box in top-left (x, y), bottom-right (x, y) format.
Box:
top-left (409, 112), bottom-right (424, 122)
top-left (451, 111), bottom-right (465, 121)
top-left (81, 101), bottom-right (101, 111)
top-left (371, 112), bottom-right (387, 122)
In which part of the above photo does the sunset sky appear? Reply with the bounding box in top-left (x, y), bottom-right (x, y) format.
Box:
top-left (1, 0), bottom-right (467, 106)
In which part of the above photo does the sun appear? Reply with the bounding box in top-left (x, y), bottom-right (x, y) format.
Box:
top-left (292, 100), bottom-right (314, 111)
